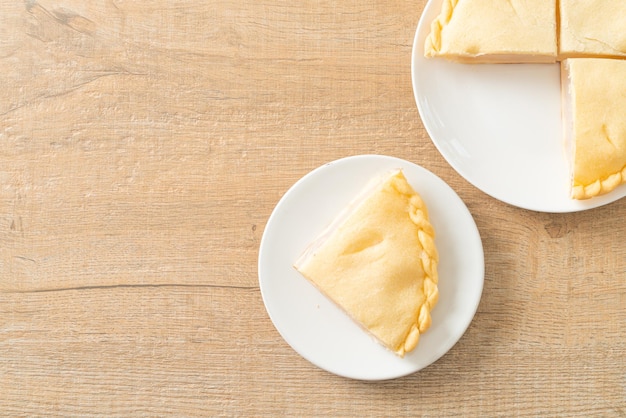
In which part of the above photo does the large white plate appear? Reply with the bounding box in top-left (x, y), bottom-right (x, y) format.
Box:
top-left (258, 155), bottom-right (484, 380)
top-left (411, 0), bottom-right (626, 213)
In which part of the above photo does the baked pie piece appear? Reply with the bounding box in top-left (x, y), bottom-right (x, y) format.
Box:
top-left (559, 0), bottom-right (626, 59)
top-left (294, 170), bottom-right (439, 357)
top-left (424, 0), bottom-right (557, 63)
top-left (561, 58), bottom-right (626, 199)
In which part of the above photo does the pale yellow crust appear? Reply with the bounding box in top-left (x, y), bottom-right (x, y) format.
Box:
top-left (294, 170), bottom-right (439, 357)
top-left (559, 0), bottom-right (626, 60)
top-left (563, 58), bottom-right (626, 199)
top-left (424, 0), bottom-right (557, 63)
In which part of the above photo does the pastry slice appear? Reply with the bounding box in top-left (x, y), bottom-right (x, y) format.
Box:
top-left (559, 0), bottom-right (626, 59)
top-left (294, 170), bottom-right (439, 357)
top-left (561, 58), bottom-right (626, 199)
top-left (424, 0), bottom-right (557, 63)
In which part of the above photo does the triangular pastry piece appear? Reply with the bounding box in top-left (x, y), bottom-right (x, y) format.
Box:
top-left (424, 0), bottom-right (557, 63)
top-left (559, 0), bottom-right (626, 59)
top-left (561, 58), bottom-right (626, 199)
top-left (294, 170), bottom-right (439, 357)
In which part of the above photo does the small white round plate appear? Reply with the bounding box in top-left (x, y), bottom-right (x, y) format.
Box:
top-left (411, 0), bottom-right (626, 213)
top-left (258, 155), bottom-right (484, 380)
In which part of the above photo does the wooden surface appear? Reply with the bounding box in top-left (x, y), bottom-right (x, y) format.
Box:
top-left (1, 0), bottom-right (625, 416)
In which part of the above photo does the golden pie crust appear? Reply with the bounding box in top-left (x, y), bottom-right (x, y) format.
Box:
top-left (562, 58), bottom-right (626, 199)
top-left (559, 0), bottom-right (626, 59)
top-left (294, 170), bottom-right (439, 357)
top-left (424, 0), bottom-right (557, 63)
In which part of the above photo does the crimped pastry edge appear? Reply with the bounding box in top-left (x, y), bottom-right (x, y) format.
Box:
top-left (388, 172), bottom-right (439, 356)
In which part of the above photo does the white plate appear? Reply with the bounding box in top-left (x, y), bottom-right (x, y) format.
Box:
top-left (411, 0), bottom-right (626, 213)
top-left (258, 155), bottom-right (484, 380)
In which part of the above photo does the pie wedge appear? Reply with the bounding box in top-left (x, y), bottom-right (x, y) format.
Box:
top-left (424, 0), bottom-right (557, 63)
top-left (294, 170), bottom-right (439, 357)
top-left (559, 0), bottom-right (626, 59)
top-left (561, 58), bottom-right (626, 199)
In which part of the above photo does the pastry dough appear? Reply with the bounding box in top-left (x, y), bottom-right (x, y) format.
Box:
top-left (294, 170), bottom-right (439, 357)
top-left (424, 0), bottom-right (557, 63)
top-left (561, 58), bottom-right (626, 199)
top-left (559, 0), bottom-right (626, 59)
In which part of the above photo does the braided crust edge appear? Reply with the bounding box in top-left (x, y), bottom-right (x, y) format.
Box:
top-left (389, 174), bottom-right (439, 356)
top-left (573, 165), bottom-right (626, 200)
top-left (424, 0), bottom-right (459, 57)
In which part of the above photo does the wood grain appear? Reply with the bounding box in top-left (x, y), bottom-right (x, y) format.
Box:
top-left (1, 0), bottom-right (625, 416)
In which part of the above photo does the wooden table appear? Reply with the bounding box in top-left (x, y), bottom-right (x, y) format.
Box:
top-left (1, 1), bottom-right (625, 415)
